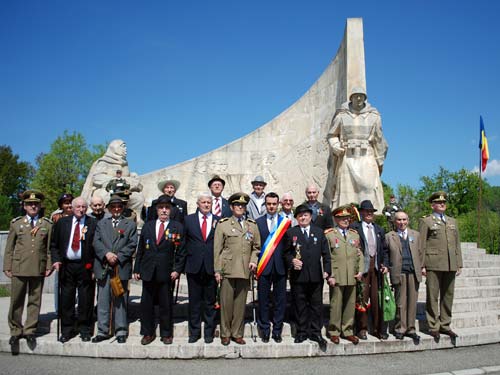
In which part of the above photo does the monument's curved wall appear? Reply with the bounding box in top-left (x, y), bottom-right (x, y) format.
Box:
top-left (140, 18), bottom-right (366, 212)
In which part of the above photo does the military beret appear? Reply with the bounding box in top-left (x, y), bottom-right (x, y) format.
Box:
top-left (428, 191), bottom-right (447, 203)
top-left (294, 204), bottom-right (313, 218)
top-left (208, 175), bottom-right (226, 188)
top-left (332, 205), bottom-right (352, 218)
top-left (228, 192), bottom-right (250, 205)
top-left (22, 190), bottom-right (44, 203)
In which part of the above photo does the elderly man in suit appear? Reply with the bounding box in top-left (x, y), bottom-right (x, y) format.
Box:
top-left (147, 179), bottom-right (188, 224)
top-left (303, 184), bottom-right (333, 230)
top-left (386, 211), bottom-right (423, 342)
top-left (255, 192), bottom-right (289, 343)
top-left (176, 192), bottom-right (219, 343)
top-left (325, 205), bottom-right (363, 345)
top-left (284, 204), bottom-right (331, 352)
top-left (208, 175), bottom-right (232, 218)
top-left (92, 195), bottom-right (138, 344)
top-left (51, 197), bottom-right (97, 343)
top-left (351, 199), bottom-right (389, 340)
top-left (133, 195), bottom-right (183, 345)
top-left (3, 190), bottom-right (53, 347)
top-left (419, 191), bottom-right (462, 342)
top-left (214, 193), bottom-right (261, 345)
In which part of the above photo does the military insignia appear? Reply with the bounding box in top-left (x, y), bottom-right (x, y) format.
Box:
top-left (165, 228), bottom-right (170, 239)
top-left (145, 239), bottom-right (150, 250)
top-left (334, 238), bottom-right (339, 249)
top-left (231, 228), bottom-right (236, 232)
top-left (292, 235), bottom-right (297, 247)
top-left (409, 236), bottom-right (414, 243)
top-left (30, 226), bottom-right (40, 236)
top-left (313, 236), bottom-right (317, 245)
top-left (245, 230), bottom-right (254, 241)
top-left (81, 226), bottom-right (88, 241)
top-left (219, 218), bottom-right (229, 223)
top-left (295, 243), bottom-right (302, 260)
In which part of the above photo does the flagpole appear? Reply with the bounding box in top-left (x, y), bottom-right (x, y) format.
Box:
top-left (478, 116), bottom-right (483, 248)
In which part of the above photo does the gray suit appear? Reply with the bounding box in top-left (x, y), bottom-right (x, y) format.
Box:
top-left (93, 216), bottom-right (137, 337)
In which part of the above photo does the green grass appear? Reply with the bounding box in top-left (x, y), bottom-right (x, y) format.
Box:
top-left (0, 284), bottom-right (11, 297)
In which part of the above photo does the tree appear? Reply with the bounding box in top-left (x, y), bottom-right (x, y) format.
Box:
top-left (31, 131), bottom-right (106, 213)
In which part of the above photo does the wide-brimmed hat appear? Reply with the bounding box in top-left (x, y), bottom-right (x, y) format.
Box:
top-left (359, 200), bottom-right (377, 212)
top-left (208, 175), bottom-right (226, 188)
top-left (107, 195), bottom-right (125, 207)
top-left (228, 192), bottom-right (250, 205)
top-left (158, 179), bottom-right (180, 192)
top-left (294, 204), bottom-right (313, 218)
top-left (251, 175), bottom-right (267, 185)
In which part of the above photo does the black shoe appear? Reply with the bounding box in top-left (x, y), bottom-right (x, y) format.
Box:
top-left (25, 335), bottom-right (36, 347)
top-left (379, 333), bottom-right (389, 340)
top-left (294, 335), bottom-right (306, 344)
top-left (91, 335), bottom-right (111, 343)
top-left (439, 329), bottom-right (458, 338)
top-left (204, 336), bottom-right (214, 344)
top-left (262, 335), bottom-right (270, 343)
top-left (188, 336), bottom-right (200, 343)
top-left (9, 336), bottom-right (20, 345)
top-left (117, 336), bottom-right (126, 344)
top-left (272, 334), bottom-right (282, 343)
top-left (309, 335), bottom-right (327, 352)
top-left (394, 332), bottom-right (404, 340)
top-left (357, 331), bottom-right (368, 340)
top-left (81, 334), bottom-right (91, 342)
top-left (405, 332), bottom-right (420, 340)
top-left (59, 335), bottom-right (72, 343)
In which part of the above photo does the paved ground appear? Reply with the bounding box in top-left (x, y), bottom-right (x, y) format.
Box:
top-left (1, 343), bottom-right (500, 375)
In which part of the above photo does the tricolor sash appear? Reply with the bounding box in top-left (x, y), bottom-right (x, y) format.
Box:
top-left (256, 215), bottom-right (291, 279)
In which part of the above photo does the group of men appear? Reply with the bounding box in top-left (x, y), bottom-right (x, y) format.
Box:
top-left (2, 173), bottom-right (462, 350)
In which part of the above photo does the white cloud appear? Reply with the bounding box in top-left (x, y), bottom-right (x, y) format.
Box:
top-left (483, 159), bottom-right (500, 177)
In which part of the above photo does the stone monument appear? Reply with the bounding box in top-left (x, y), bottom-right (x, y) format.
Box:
top-left (138, 18), bottom-right (375, 212)
top-left (81, 139), bottom-right (145, 224)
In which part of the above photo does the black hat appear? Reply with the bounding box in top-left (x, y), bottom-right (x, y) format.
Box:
top-left (57, 193), bottom-right (74, 208)
top-left (294, 204), bottom-right (313, 218)
top-left (428, 191), bottom-right (447, 203)
top-left (208, 175), bottom-right (226, 188)
top-left (156, 194), bottom-right (173, 207)
top-left (22, 190), bottom-right (44, 203)
top-left (359, 200), bottom-right (377, 212)
top-left (228, 193), bottom-right (250, 205)
top-left (107, 195), bottom-right (125, 207)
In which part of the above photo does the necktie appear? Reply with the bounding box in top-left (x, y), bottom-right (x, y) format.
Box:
top-left (201, 215), bottom-right (207, 241)
top-left (441, 214), bottom-right (446, 223)
top-left (113, 219), bottom-right (119, 228)
top-left (303, 228), bottom-right (309, 240)
top-left (30, 218), bottom-right (35, 228)
top-left (71, 219), bottom-right (80, 251)
top-left (214, 198), bottom-right (221, 217)
top-left (367, 224), bottom-right (376, 257)
top-left (238, 217), bottom-right (245, 229)
top-left (343, 229), bottom-right (347, 239)
top-left (157, 221), bottom-right (165, 245)
top-left (269, 215), bottom-right (275, 232)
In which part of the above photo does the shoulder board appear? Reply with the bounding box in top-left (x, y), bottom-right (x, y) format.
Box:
top-left (348, 228), bottom-right (358, 233)
top-left (42, 217), bottom-right (53, 224)
top-left (11, 216), bottom-right (22, 223)
top-left (246, 218), bottom-right (256, 224)
top-left (324, 228), bottom-right (334, 234)
top-left (421, 214), bottom-right (430, 218)
top-left (219, 218), bottom-right (229, 223)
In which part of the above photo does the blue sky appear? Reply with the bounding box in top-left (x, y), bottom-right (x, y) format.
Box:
top-left (1, 0), bottom-right (499, 190)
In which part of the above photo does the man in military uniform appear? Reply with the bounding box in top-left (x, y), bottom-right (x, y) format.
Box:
top-left (3, 190), bottom-right (53, 347)
top-left (325, 205), bottom-right (363, 345)
top-left (214, 193), bottom-right (261, 345)
top-left (419, 191), bottom-right (462, 342)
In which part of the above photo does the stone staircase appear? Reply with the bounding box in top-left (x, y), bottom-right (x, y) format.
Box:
top-left (1, 242), bottom-right (499, 358)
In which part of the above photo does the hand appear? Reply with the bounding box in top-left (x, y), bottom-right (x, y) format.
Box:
top-left (53, 262), bottom-right (62, 271)
top-left (4, 270), bottom-right (12, 278)
top-left (327, 277), bottom-right (336, 287)
top-left (45, 268), bottom-right (53, 277)
top-left (215, 272), bottom-right (222, 284)
top-left (456, 267), bottom-right (462, 276)
top-left (132, 273), bottom-right (141, 281)
top-left (171, 271), bottom-right (179, 281)
top-left (355, 272), bottom-right (362, 281)
top-left (292, 258), bottom-right (303, 270)
top-left (381, 266), bottom-right (389, 274)
top-left (106, 252), bottom-right (118, 266)
top-left (249, 263), bottom-right (257, 272)
top-left (421, 267), bottom-right (427, 277)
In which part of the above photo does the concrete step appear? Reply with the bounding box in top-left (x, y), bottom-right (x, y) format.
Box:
top-left (417, 286), bottom-right (500, 300)
top-left (4, 325), bottom-right (500, 359)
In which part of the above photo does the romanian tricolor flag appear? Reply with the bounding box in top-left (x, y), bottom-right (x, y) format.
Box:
top-left (479, 116), bottom-right (490, 172)
top-left (256, 215), bottom-right (291, 279)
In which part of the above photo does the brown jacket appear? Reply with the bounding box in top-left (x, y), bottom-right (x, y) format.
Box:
top-left (386, 228), bottom-right (423, 284)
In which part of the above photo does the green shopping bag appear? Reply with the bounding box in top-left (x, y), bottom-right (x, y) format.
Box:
top-left (379, 274), bottom-right (396, 321)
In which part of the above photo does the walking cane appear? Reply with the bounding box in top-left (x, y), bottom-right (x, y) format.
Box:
top-left (57, 269), bottom-right (61, 341)
top-left (250, 273), bottom-right (258, 343)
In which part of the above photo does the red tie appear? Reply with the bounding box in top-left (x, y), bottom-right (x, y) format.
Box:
top-left (201, 215), bottom-right (207, 241)
top-left (214, 198), bottom-right (221, 217)
top-left (71, 219), bottom-right (80, 251)
top-left (157, 221), bottom-right (165, 245)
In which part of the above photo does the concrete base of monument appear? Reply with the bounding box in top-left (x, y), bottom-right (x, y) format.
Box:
top-left (1, 243), bottom-right (499, 359)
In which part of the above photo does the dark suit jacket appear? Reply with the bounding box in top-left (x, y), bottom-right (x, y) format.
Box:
top-left (147, 196), bottom-right (188, 224)
top-left (213, 197), bottom-right (232, 218)
top-left (351, 221), bottom-right (389, 274)
top-left (51, 215), bottom-right (97, 280)
top-left (284, 224), bottom-right (331, 283)
top-left (177, 211), bottom-right (219, 275)
top-left (302, 201), bottom-right (334, 230)
top-left (256, 215), bottom-right (286, 276)
top-left (133, 219), bottom-right (184, 282)
top-left (93, 216), bottom-right (138, 280)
